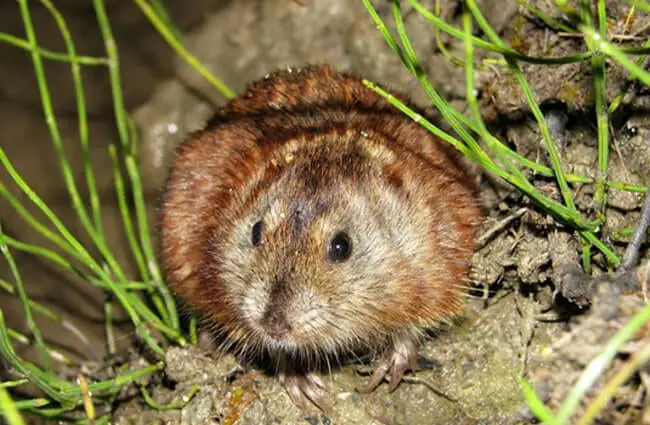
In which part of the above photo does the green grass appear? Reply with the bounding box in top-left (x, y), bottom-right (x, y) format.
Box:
top-left (1, 0), bottom-right (649, 423)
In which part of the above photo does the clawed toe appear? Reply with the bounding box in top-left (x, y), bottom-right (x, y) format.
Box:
top-left (357, 336), bottom-right (419, 393)
top-left (356, 360), bottom-right (391, 393)
top-left (279, 372), bottom-right (329, 410)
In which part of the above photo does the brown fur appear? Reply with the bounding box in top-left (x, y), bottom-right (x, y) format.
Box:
top-left (160, 65), bottom-right (483, 402)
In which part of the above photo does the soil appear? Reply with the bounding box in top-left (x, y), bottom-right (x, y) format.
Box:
top-left (0, 0), bottom-right (649, 424)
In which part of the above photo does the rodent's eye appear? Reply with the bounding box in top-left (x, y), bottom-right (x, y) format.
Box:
top-left (252, 220), bottom-right (263, 247)
top-left (327, 232), bottom-right (352, 262)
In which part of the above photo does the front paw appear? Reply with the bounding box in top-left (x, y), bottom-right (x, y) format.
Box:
top-left (278, 371), bottom-right (329, 410)
top-left (357, 336), bottom-right (419, 393)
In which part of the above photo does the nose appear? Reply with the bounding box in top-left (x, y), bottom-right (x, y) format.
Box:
top-left (260, 277), bottom-right (292, 337)
top-left (260, 307), bottom-right (292, 337)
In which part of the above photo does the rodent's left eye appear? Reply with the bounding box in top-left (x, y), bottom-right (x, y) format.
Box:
top-left (252, 220), bottom-right (263, 247)
top-left (327, 232), bottom-right (352, 262)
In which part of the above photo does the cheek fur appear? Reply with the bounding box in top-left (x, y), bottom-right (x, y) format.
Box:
top-left (238, 279), bottom-right (270, 324)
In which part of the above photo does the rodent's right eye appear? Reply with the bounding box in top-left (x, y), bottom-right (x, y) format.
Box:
top-left (252, 221), bottom-right (263, 247)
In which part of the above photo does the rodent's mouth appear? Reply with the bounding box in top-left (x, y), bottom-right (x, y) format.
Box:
top-left (243, 319), bottom-right (303, 354)
top-left (252, 325), bottom-right (337, 359)
top-left (264, 337), bottom-right (300, 354)
top-left (240, 297), bottom-right (359, 359)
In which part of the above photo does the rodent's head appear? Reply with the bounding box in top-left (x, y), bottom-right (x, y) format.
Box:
top-left (217, 132), bottom-right (437, 360)
top-left (162, 119), bottom-right (473, 363)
